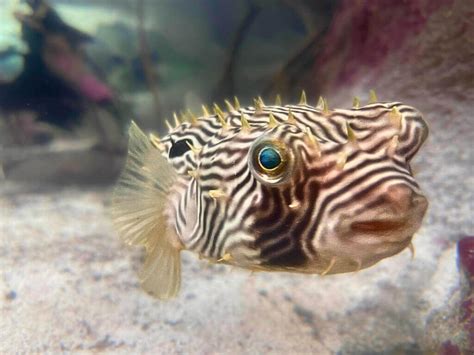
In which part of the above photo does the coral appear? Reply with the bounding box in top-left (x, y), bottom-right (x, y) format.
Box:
top-left (458, 237), bottom-right (474, 351)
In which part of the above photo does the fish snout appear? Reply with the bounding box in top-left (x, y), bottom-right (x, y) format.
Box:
top-left (349, 184), bottom-right (428, 236)
top-left (383, 184), bottom-right (428, 216)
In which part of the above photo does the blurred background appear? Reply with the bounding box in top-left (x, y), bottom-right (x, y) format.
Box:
top-left (1, 0), bottom-right (342, 183)
top-left (0, 0), bottom-right (473, 353)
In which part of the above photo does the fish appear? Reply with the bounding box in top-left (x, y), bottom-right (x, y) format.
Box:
top-left (110, 91), bottom-right (429, 299)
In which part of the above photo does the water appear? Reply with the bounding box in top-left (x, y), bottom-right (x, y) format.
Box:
top-left (0, 0), bottom-right (472, 353)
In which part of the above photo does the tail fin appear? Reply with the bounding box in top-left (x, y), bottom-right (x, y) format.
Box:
top-left (110, 121), bottom-right (182, 299)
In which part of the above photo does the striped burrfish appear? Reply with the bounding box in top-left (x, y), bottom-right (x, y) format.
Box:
top-left (110, 92), bottom-right (429, 299)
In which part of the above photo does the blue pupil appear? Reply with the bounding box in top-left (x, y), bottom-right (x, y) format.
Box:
top-left (259, 147), bottom-right (281, 170)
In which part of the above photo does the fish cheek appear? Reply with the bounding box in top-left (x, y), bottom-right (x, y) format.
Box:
top-left (250, 184), bottom-right (308, 269)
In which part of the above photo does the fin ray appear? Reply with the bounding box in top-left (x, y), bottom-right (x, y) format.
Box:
top-left (140, 230), bottom-right (181, 299)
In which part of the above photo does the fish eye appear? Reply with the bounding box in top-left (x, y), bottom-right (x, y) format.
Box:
top-left (258, 147), bottom-right (282, 171)
top-left (250, 140), bottom-right (292, 184)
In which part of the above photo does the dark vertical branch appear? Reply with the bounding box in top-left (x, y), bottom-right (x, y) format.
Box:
top-left (263, 30), bottom-right (327, 98)
top-left (137, 0), bottom-right (161, 117)
top-left (212, 1), bottom-right (261, 102)
top-left (263, 0), bottom-right (340, 99)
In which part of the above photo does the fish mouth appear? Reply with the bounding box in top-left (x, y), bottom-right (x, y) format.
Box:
top-left (349, 191), bottom-right (428, 235)
top-left (350, 218), bottom-right (408, 233)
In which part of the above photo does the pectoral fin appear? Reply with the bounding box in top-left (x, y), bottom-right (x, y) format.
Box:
top-left (110, 121), bottom-right (182, 299)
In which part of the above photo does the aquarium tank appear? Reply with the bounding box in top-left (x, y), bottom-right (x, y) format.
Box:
top-left (0, 0), bottom-right (472, 353)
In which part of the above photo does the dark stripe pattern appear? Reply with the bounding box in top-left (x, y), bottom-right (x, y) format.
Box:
top-left (159, 100), bottom-right (428, 272)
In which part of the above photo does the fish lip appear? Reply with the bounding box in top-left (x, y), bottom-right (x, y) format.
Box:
top-left (348, 194), bottom-right (428, 235)
top-left (350, 218), bottom-right (409, 233)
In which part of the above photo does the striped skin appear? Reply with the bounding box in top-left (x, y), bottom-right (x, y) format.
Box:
top-left (158, 100), bottom-right (428, 274)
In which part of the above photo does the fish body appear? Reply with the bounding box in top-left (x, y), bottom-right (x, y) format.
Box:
top-left (111, 94), bottom-right (429, 299)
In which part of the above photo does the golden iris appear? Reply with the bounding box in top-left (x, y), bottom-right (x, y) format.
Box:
top-left (250, 141), bottom-right (291, 184)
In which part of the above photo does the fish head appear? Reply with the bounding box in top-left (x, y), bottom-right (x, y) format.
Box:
top-left (197, 106), bottom-right (427, 273)
top-left (166, 102), bottom-right (428, 275)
